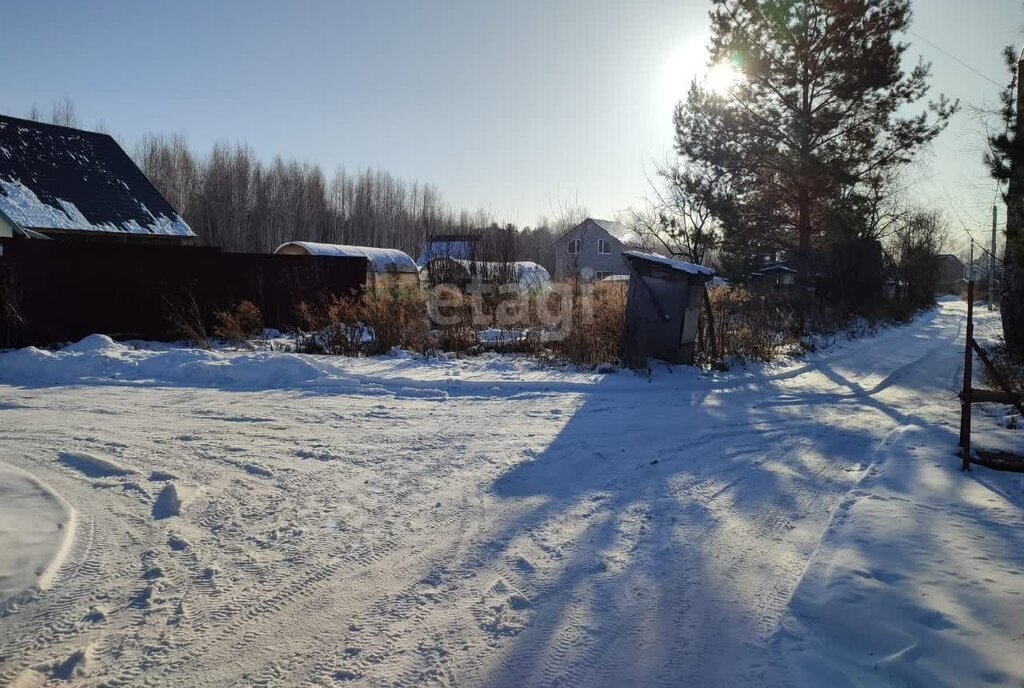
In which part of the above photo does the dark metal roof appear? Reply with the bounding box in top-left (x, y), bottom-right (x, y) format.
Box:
top-left (0, 114), bottom-right (194, 237)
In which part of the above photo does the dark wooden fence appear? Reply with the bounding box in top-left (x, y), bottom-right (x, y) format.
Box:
top-left (0, 239), bottom-right (367, 347)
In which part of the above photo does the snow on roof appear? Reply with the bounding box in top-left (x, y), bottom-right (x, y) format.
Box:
top-left (0, 115), bottom-right (194, 237)
top-left (759, 264), bottom-right (797, 273)
top-left (275, 242), bottom-right (418, 273)
top-left (624, 250), bottom-right (715, 277)
top-left (588, 218), bottom-right (642, 246)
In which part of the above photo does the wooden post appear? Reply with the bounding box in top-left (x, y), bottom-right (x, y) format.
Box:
top-left (960, 280), bottom-right (975, 471)
top-left (703, 284), bottom-right (719, 361)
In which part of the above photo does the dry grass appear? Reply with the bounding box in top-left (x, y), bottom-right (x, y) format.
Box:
top-left (979, 339), bottom-right (1024, 397)
top-left (0, 268), bottom-right (27, 348)
top-left (552, 282), bottom-right (626, 366)
top-left (212, 300), bottom-right (263, 343)
top-left (162, 290), bottom-right (210, 348)
top-left (288, 280), bottom-right (920, 371)
top-left (296, 288), bottom-right (430, 356)
top-left (698, 285), bottom-right (924, 364)
top-left (291, 280), bottom-right (628, 367)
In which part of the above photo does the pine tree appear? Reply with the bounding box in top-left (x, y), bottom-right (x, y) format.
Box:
top-left (985, 46), bottom-right (1024, 357)
top-left (675, 0), bottom-right (956, 280)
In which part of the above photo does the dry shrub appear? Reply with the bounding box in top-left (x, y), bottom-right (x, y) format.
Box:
top-left (980, 339), bottom-right (1024, 399)
top-left (427, 280), bottom-right (627, 367)
top-left (700, 285), bottom-right (794, 362)
top-left (0, 268), bottom-right (27, 348)
top-left (426, 285), bottom-right (478, 353)
top-left (698, 285), bottom-right (927, 365)
top-left (291, 277), bottom-right (628, 367)
top-left (162, 289), bottom-right (209, 348)
top-left (551, 281), bottom-right (626, 366)
top-left (296, 288), bottom-right (429, 355)
top-left (212, 300), bottom-right (263, 343)
top-left (360, 288), bottom-right (431, 354)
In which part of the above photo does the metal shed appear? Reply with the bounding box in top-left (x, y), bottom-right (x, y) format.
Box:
top-left (621, 250), bottom-right (715, 367)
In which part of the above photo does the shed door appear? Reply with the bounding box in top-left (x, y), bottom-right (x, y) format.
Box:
top-left (679, 307), bottom-right (699, 346)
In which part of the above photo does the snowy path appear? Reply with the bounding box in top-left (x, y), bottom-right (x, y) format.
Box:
top-left (0, 299), bottom-right (1020, 686)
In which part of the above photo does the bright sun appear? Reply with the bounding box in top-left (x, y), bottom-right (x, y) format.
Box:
top-left (660, 38), bottom-right (744, 107)
top-left (704, 60), bottom-right (743, 96)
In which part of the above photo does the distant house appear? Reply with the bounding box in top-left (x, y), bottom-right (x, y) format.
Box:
top-left (0, 115), bottom-right (194, 244)
top-left (936, 254), bottom-right (966, 294)
top-left (552, 218), bottom-right (645, 280)
top-left (751, 263), bottom-right (798, 287)
top-left (417, 234), bottom-right (480, 266)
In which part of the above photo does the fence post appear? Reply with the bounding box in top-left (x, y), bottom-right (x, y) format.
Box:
top-left (960, 280), bottom-right (975, 471)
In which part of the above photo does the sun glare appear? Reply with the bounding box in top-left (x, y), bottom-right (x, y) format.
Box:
top-left (704, 60), bottom-right (743, 96)
top-left (660, 38), bottom-right (745, 108)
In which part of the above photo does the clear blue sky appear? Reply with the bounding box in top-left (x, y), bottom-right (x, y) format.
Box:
top-left (1, 0), bottom-right (1021, 248)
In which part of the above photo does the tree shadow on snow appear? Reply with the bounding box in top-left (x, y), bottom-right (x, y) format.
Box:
top-left (469, 355), bottom-right (936, 687)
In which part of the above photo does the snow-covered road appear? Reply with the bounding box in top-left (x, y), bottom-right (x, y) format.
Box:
top-left (0, 299), bottom-right (1021, 687)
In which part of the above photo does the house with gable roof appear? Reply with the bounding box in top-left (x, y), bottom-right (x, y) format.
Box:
top-left (0, 114), bottom-right (195, 244)
top-left (551, 218), bottom-right (646, 280)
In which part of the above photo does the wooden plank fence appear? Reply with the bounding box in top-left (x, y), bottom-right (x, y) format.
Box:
top-left (957, 280), bottom-right (1024, 471)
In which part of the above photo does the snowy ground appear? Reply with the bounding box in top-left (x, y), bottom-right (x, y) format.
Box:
top-left (0, 298), bottom-right (1021, 687)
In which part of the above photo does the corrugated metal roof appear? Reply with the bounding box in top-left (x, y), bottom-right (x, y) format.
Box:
top-left (0, 115), bottom-right (194, 237)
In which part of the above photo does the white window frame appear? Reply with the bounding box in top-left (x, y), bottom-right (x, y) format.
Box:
top-left (568, 238), bottom-right (582, 255)
top-left (597, 238), bottom-right (611, 254)
top-left (595, 271), bottom-right (611, 279)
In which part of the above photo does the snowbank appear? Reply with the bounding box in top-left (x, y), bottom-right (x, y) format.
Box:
top-left (0, 334), bottom-right (614, 394)
top-left (0, 461), bottom-right (75, 613)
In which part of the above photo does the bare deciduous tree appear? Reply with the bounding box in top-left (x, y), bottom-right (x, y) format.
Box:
top-left (49, 98), bottom-right (78, 128)
top-left (629, 163), bottom-right (723, 264)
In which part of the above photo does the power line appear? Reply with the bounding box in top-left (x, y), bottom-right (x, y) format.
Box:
top-left (908, 30), bottom-right (1005, 89)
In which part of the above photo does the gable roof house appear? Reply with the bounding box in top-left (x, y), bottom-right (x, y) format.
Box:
top-left (551, 218), bottom-right (645, 280)
top-left (0, 115), bottom-right (195, 244)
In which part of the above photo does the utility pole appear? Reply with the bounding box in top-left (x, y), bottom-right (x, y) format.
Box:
top-left (990, 204), bottom-right (997, 310)
top-left (969, 241), bottom-right (974, 283)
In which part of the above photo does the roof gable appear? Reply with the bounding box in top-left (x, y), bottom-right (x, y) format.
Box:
top-left (588, 218), bottom-right (640, 245)
top-left (0, 115), bottom-right (194, 237)
top-left (552, 217), bottom-right (642, 247)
